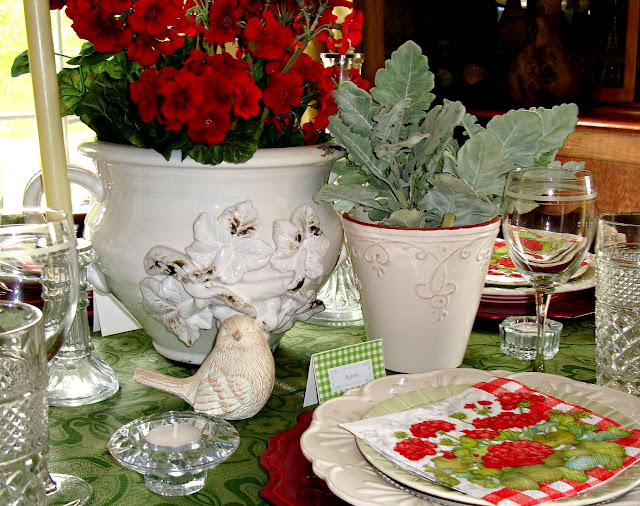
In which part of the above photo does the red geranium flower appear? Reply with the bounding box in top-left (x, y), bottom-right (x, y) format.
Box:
top-left (130, 69), bottom-right (163, 123)
top-left (462, 429), bottom-right (500, 440)
top-left (410, 420), bottom-right (456, 439)
top-left (127, 34), bottom-right (182, 67)
top-left (128, 0), bottom-right (184, 38)
top-left (205, 0), bottom-right (242, 46)
top-left (159, 69), bottom-right (204, 125)
top-left (262, 72), bottom-right (304, 116)
top-left (244, 11), bottom-right (293, 61)
top-left (481, 440), bottom-right (554, 469)
top-left (496, 391), bottom-right (547, 410)
top-left (472, 410), bottom-right (547, 430)
top-left (394, 438), bottom-right (438, 461)
top-left (497, 258), bottom-right (516, 268)
top-left (70, 8), bottom-right (132, 53)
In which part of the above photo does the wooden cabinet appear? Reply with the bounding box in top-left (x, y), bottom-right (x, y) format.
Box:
top-left (557, 112), bottom-right (640, 212)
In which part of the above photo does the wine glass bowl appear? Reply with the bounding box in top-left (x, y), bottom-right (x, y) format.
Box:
top-left (0, 208), bottom-right (79, 360)
top-left (502, 168), bottom-right (597, 371)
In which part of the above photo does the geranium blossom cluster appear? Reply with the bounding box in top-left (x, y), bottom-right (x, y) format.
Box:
top-left (41, 0), bottom-right (367, 164)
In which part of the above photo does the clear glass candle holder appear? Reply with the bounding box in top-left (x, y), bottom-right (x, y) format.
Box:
top-left (108, 411), bottom-right (239, 496)
top-left (499, 316), bottom-right (563, 361)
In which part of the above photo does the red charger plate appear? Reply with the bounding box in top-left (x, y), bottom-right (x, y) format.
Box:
top-left (260, 410), bottom-right (347, 506)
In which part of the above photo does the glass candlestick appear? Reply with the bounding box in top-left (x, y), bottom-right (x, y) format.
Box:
top-left (47, 238), bottom-right (119, 406)
top-left (308, 52), bottom-right (365, 327)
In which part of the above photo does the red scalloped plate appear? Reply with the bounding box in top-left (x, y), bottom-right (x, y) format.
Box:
top-left (259, 410), bottom-right (348, 506)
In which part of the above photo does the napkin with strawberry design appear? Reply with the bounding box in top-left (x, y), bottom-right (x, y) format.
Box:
top-left (341, 377), bottom-right (640, 506)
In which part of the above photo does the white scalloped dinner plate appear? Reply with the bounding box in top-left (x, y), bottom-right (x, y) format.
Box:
top-left (300, 369), bottom-right (640, 506)
top-left (482, 264), bottom-right (595, 297)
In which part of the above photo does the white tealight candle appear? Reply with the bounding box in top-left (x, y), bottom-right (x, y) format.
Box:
top-left (145, 422), bottom-right (202, 452)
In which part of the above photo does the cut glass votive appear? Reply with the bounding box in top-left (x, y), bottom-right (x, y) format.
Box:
top-left (108, 411), bottom-right (239, 496)
top-left (499, 316), bottom-right (563, 361)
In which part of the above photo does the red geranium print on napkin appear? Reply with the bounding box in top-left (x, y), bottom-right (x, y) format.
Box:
top-left (341, 377), bottom-right (640, 506)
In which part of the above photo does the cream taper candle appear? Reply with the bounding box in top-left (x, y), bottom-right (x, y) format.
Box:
top-left (23, 0), bottom-right (73, 215)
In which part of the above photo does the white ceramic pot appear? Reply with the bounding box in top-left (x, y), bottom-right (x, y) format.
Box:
top-left (27, 141), bottom-right (344, 364)
top-left (342, 212), bottom-right (501, 373)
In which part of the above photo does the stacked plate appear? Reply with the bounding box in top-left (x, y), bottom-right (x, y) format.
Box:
top-left (300, 369), bottom-right (640, 506)
top-left (477, 239), bottom-right (595, 319)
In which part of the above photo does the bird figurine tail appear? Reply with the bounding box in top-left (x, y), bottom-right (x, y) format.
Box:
top-left (133, 314), bottom-right (275, 420)
top-left (133, 367), bottom-right (193, 404)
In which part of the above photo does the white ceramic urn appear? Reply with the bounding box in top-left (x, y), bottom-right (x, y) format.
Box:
top-left (27, 141), bottom-right (344, 364)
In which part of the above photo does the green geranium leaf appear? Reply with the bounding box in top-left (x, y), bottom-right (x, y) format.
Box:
top-left (584, 429), bottom-right (632, 441)
top-left (532, 429), bottom-right (578, 448)
top-left (423, 465), bottom-right (460, 488)
top-left (517, 465), bottom-right (564, 483)
top-left (565, 453), bottom-right (624, 471)
top-left (11, 50), bottom-right (30, 77)
top-left (577, 440), bottom-right (627, 457)
top-left (468, 476), bottom-right (500, 489)
top-left (557, 467), bottom-right (589, 482)
top-left (500, 472), bottom-right (540, 490)
top-left (432, 456), bottom-right (471, 473)
top-left (223, 140), bottom-right (258, 164)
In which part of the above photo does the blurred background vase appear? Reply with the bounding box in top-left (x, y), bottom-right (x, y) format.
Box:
top-left (508, 0), bottom-right (581, 107)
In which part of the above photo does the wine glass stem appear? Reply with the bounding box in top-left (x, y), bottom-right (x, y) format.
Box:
top-left (533, 290), bottom-right (552, 372)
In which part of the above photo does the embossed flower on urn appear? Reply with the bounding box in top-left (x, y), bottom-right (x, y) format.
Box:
top-left (185, 201), bottom-right (273, 284)
top-left (271, 205), bottom-right (330, 291)
top-left (140, 276), bottom-right (214, 346)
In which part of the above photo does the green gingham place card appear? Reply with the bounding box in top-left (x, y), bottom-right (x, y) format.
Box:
top-left (303, 339), bottom-right (385, 406)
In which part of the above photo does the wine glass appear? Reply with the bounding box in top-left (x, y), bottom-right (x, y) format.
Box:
top-left (501, 167), bottom-right (597, 372)
top-left (0, 208), bottom-right (92, 504)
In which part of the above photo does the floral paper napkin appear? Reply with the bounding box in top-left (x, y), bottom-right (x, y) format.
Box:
top-left (340, 377), bottom-right (640, 506)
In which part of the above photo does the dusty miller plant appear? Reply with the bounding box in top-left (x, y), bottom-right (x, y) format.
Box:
top-left (316, 40), bottom-right (583, 228)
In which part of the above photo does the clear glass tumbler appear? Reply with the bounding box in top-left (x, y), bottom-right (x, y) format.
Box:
top-left (0, 302), bottom-right (47, 505)
top-left (596, 212), bottom-right (640, 395)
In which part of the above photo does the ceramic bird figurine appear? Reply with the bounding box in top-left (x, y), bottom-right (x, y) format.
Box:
top-left (134, 315), bottom-right (275, 420)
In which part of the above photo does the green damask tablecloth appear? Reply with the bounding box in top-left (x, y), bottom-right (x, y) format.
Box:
top-left (48, 316), bottom-right (597, 505)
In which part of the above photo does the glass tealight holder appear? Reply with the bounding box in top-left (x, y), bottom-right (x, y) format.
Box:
top-left (108, 411), bottom-right (239, 496)
top-left (499, 316), bottom-right (563, 361)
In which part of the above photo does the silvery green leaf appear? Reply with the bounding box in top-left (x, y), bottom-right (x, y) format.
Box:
top-left (487, 109), bottom-right (542, 167)
top-left (557, 160), bottom-right (586, 171)
top-left (462, 112), bottom-right (483, 136)
top-left (329, 115), bottom-right (389, 180)
top-left (332, 81), bottom-right (378, 137)
top-left (535, 103), bottom-right (579, 161)
top-left (454, 129), bottom-right (513, 197)
top-left (384, 209), bottom-right (425, 228)
top-left (373, 98), bottom-right (412, 144)
top-left (420, 174), bottom-right (499, 227)
top-left (415, 101), bottom-right (465, 169)
top-left (371, 41), bottom-right (435, 124)
top-left (315, 183), bottom-right (393, 212)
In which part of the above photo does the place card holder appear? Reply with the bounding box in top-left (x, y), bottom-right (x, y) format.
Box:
top-left (303, 339), bottom-right (386, 407)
